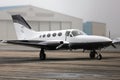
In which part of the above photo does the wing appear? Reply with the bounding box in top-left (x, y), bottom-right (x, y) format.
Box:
top-left (1, 40), bottom-right (68, 50)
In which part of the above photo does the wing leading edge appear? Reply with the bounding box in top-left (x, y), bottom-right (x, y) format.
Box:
top-left (2, 40), bottom-right (66, 50)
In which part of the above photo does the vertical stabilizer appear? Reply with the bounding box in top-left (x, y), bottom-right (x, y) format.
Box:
top-left (11, 15), bottom-right (36, 40)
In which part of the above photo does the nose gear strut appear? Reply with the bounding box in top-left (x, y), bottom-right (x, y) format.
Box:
top-left (89, 50), bottom-right (102, 60)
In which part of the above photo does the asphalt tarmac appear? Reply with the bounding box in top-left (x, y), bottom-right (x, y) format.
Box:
top-left (0, 50), bottom-right (119, 80)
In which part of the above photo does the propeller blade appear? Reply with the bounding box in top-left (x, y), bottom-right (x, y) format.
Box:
top-left (111, 44), bottom-right (116, 48)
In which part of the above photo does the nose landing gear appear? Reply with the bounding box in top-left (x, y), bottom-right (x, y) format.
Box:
top-left (89, 50), bottom-right (102, 60)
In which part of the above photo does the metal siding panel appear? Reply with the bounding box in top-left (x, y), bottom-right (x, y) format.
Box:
top-left (50, 22), bottom-right (60, 30)
top-left (92, 22), bottom-right (106, 36)
top-left (61, 22), bottom-right (71, 30)
top-left (28, 21), bottom-right (39, 31)
top-left (40, 22), bottom-right (49, 31)
top-left (0, 21), bottom-right (7, 39)
top-left (7, 21), bottom-right (17, 39)
top-left (83, 22), bottom-right (92, 35)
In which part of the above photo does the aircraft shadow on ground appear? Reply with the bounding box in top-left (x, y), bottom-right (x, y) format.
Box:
top-left (0, 56), bottom-right (118, 64)
top-left (0, 57), bottom-right (89, 64)
top-left (102, 56), bottom-right (119, 60)
top-left (0, 57), bottom-right (39, 64)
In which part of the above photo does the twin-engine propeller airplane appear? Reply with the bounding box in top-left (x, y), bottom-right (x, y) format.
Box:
top-left (0, 15), bottom-right (118, 60)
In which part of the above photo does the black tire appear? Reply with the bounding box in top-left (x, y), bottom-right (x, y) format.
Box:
top-left (89, 52), bottom-right (95, 59)
top-left (97, 54), bottom-right (102, 60)
top-left (40, 53), bottom-right (46, 60)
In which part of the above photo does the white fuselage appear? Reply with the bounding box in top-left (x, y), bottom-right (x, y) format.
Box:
top-left (14, 21), bottom-right (112, 44)
top-left (14, 22), bottom-right (112, 50)
top-left (30, 29), bottom-right (112, 44)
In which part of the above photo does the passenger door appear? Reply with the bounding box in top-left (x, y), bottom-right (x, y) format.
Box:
top-left (65, 31), bottom-right (73, 42)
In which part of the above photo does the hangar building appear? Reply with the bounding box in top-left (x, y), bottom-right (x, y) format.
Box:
top-left (0, 5), bottom-right (83, 40)
top-left (83, 21), bottom-right (106, 36)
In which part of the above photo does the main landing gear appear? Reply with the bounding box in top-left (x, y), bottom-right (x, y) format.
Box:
top-left (89, 50), bottom-right (102, 60)
top-left (39, 48), bottom-right (102, 60)
top-left (39, 48), bottom-right (46, 60)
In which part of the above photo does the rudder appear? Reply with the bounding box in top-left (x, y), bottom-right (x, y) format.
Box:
top-left (11, 15), bottom-right (36, 40)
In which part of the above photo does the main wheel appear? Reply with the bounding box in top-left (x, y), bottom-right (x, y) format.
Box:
top-left (39, 49), bottom-right (46, 60)
top-left (89, 51), bottom-right (96, 59)
top-left (97, 54), bottom-right (102, 60)
top-left (40, 53), bottom-right (46, 60)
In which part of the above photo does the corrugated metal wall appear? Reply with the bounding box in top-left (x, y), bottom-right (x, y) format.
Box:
top-left (28, 21), bottom-right (72, 31)
top-left (83, 22), bottom-right (106, 36)
top-left (0, 20), bottom-right (16, 40)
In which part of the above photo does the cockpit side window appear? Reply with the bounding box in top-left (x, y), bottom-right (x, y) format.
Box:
top-left (72, 31), bottom-right (79, 36)
top-left (72, 30), bottom-right (86, 36)
top-left (65, 31), bottom-right (70, 36)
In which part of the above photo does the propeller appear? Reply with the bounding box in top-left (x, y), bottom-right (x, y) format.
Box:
top-left (56, 44), bottom-right (64, 49)
top-left (111, 43), bottom-right (116, 48)
top-left (56, 41), bottom-right (64, 49)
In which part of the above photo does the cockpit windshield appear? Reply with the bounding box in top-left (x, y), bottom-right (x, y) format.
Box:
top-left (72, 30), bottom-right (86, 36)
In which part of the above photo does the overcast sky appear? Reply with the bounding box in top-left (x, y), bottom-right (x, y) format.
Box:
top-left (0, 0), bottom-right (120, 38)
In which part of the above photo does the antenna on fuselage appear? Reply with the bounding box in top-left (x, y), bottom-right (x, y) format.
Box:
top-left (109, 30), bottom-right (111, 38)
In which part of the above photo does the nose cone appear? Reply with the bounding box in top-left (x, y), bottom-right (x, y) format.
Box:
top-left (75, 35), bottom-right (112, 43)
top-left (86, 35), bottom-right (112, 43)
top-left (91, 36), bottom-right (112, 42)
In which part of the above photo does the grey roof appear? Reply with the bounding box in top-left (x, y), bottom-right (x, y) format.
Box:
top-left (0, 5), bottom-right (82, 21)
top-left (0, 5), bottom-right (24, 11)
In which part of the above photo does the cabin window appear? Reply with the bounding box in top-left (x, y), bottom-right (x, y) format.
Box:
top-left (52, 33), bottom-right (56, 37)
top-left (47, 33), bottom-right (51, 37)
top-left (58, 32), bottom-right (62, 36)
top-left (43, 34), bottom-right (46, 38)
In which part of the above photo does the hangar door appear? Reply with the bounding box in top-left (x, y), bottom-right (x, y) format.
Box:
top-left (51, 22), bottom-right (60, 30)
top-left (0, 20), bottom-right (16, 39)
top-left (61, 22), bottom-right (71, 30)
top-left (39, 22), bottom-right (50, 31)
top-left (0, 21), bottom-right (7, 39)
top-left (28, 21), bottom-right (39, 31)
top-left (7, 21), bottom-right (17, 39)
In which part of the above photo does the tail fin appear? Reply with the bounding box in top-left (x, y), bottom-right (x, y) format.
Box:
top-left (12, 15), bottom-right (36, 40)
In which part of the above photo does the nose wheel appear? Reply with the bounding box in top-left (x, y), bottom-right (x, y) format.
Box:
top-left (89, 50), bottom-right (102, 60)
top-left (39, 48), bottom-right (46, 60)
top-left (96, 53), bottom-right (102, 60)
